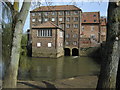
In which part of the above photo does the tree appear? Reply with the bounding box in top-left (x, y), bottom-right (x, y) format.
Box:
top-left (97, 0), bottom-right (120, 89)
top-left (3, 0), bottom-right (31, 88)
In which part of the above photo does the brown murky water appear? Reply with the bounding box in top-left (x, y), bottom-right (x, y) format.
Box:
top-left (18, 56), bottom-right (100, 81)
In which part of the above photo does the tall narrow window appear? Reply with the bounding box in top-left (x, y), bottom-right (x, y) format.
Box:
top-left (74, 11), bottom-right (78, 15)
top-left (66, 24), bottom-right (70, 28)
top-left (44, 18), bottom-right (48, 22)
top-left (74, 17), bottom-right (78, 21)
top-left (66, 34), bottom-right (69, 38)
top-left (38, 29), bottom-right (52, 37)
top-left (32, 13), bottom-right (35, 16)
top-left (32, 19), bottom-right (35, 22)
top-left (74, 24), bottom-right (78, 28)
top-left (66, 11), bottom-right (70, 15)
top-left (52, 18), bottom-right (55, 21)
top-left (59, 18), bottom-right (63, 21)
top-left (66, 17), bottom-right (70, 22)
top-left (59, 11), bottom-right (63, 15)
top-left (52, 12), bottom-right (56, 15)
top-left (82, 26), bottom-right (84, 31)
top-left (91, 26), bottom-right (94, 31)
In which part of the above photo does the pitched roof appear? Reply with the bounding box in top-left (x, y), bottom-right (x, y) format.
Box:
top-left (32, 21), bottom-right (62, 29)
top-left (31, 5), bottom-right (81, 12)
top-left (82, 12), bottom-right (100, 24)
top-left (100, 17), bottom-right (107, 26)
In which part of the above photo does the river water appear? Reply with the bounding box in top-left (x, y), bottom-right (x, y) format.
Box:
top-left (18, 56), bottom-right (100, 81)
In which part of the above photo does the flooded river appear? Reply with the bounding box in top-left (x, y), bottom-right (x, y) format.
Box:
top-left (18, 56), bottom-right (100, 81)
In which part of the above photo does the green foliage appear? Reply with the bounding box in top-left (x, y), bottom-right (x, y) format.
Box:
top-left (20, 34), bottom-right (28, 56)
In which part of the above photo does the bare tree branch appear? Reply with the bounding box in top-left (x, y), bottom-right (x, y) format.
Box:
top-left (4, 0), bottom-right (14, 11)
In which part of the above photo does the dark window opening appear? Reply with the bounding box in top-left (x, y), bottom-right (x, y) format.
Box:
top-left (72, 48), bottom-right (79, 56)
top-left (94, 20), bottom-right (96, 22)
top-left (64, 48), bottom-right (70, 56)
top-left (93, 15), bottom-right (96, 17)
top-left (84, 20), bottom-right (86, 22)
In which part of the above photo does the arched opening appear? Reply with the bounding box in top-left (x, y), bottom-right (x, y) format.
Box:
top-left (64, 48), bottom-right (70, 56)
top-left (72, 48), bottom-right (79, 56)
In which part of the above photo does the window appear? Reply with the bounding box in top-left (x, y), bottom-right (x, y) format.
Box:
top-left (59, 18), bottom-right (63, 21)
top-left (48, 43), bottom-right (52, 47)
top-left (37, 29), bottom-right (52, 37)
top-left (32, 19), bottom-right (35, 22)
top-left (38, 19), bottom-right (41, 22)
top-left (73, 34), bottom-right (77, 38)
top-left (66, 42), bottom-right (69, 45)
top-left (74, 17), bottom-right (78, 21)
top-left (44, 18), bottom-right (48, 22)
top-left (59, 24), bottom-right (62, 28)
top-left (93, 14), bottom-right (96, 17)
top-left (66, 17), bottom-right (70, 22)
top-left (38, 13), bottom-right (41, 16)
top-left (82, 26), bottom-right (84, 31)
top-left (74, 11), bottom-right (78, 15)
top-left (52, 18), bottom-right (55, 21)
top-left (66, 11), bottom-right (70, 15)
top-left (66, 34), bottom-right (69, 38)
top-left (94, 20), bottom-right (97, 22)
top-left (60, 31), bottom-right (63, 37)
top-left (90, 34), bottom-right (96, 39)
top-left (73, 41), bottom-right (77, 45)
top-left (44, 12), bottom-right (48, 16)
top-left (84, 20), bottom-right (86, 22)
top-left (52, 12), bottom-right (56, 15)
top-left (32, 13), bottom-right (35, 16)
top-left (74, 24), bottom-right (78, 28)
top-left (91, 26), bottom-right (94, 31)
top-left (66, 24), bottom-right (70, 28)
top-left (59, 11), bottom-right (63, 15)
top-left (37, 43), bottom-right (41, 47)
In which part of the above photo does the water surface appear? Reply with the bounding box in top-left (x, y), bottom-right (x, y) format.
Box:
top-left (18, 56), bottom-right (100, 81)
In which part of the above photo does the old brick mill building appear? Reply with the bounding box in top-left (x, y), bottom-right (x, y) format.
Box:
top-left (28, 5), bottom-right (107, 57)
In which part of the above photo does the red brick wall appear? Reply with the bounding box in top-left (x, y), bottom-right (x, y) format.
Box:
top-left (81, 24), bottom-right (100, 42)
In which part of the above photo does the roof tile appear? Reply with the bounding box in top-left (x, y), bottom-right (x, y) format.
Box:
top-left (31, 5), bottom-right (81, 12)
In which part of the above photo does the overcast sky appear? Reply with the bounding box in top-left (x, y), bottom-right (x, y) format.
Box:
top-left (23, 1), bottom-right (108, 33)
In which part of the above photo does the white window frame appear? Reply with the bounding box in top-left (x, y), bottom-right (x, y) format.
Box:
top-left (52, 18), bottom-right (55, 21)
top-left (74, 17), bottom-right (78, 21)
top-left (66, 42), bottom-right (69, 45)
top-left (66, 11), bottom-right (70, 15)
top-left (32, 19), bottom-right (35, 22)
top-left (90, 34), bottom-right (96, 39)
top-left (48, 43), bottom-right (52, 47)
top-left (91, 26), bottom-right (94, 31)
top-left (66, 17), bottom-right (70, 22)
top-left (73, 41), bottom-right (77, 45)
top-left (66, 24), bottom-right (70, 28)
top-left (32, 13), bottom-right (35, 16)
top-left (66, 34), bottom-right (69, 38)
top-left (59, 24), bottom-right (62, 28)
top-left (44, 18), bottom-right (48, 22)
top-left (82, 26), bottom-right (84, 31)
top-left (73, 34), bottom-right (77, 38)
top-left (74, 24), bottom-right (78, 28)
top-left (59, 11), bottom-right (63, 15)
top-left (38, 19), bottom-right (41, 22)
top-left (59, 18), bottom-right (63, 21)
top-left (52, 12), bottom-right (56, 15)
top-left (60, 31), bottom-right (63, 38)
top-left (74, 11), bottom-right (78, 15)
top-left (37, 43), bottom-right (41, 47)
